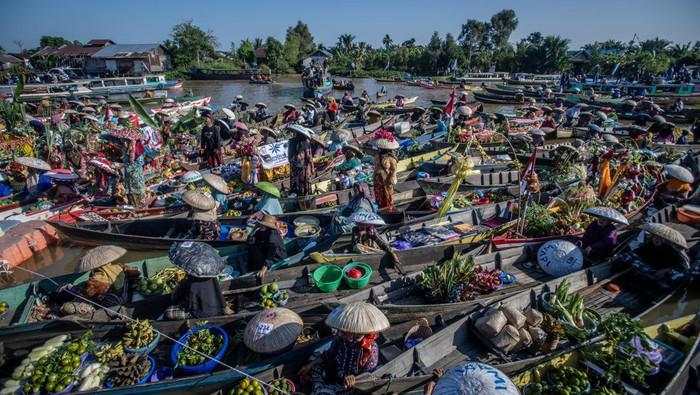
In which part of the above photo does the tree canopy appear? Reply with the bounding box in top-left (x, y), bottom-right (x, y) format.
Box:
top-left (39, 36), bottom-right (72, 48)
top-left (163, 20), bottom-right (219, 69)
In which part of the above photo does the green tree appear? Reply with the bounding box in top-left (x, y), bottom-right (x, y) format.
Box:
top-left (459, 19), bottom-right (491, 71)
top-left (490, 9), bottom-right (518, 48)
top-left (337, 34), bottom-right (356, 54)
top-left (236, 39), bottom-right (256, 65)
top-left (39, 36), bottom-right (71, 48)
top-left (639, 37), bottom-right (672, 53)
top-left (0, 45), bottom-right (4, 54)
top-left (284, 21), bottom-right (315, 71)
top-left (163, 20), bottom-right (219, 69)
top-left (382, 34), bottom-right (394, 50)
top-left (263, 37), bottom-right (289, 73)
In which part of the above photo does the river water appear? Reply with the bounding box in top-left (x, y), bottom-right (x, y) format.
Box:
top-left (2, 77), bottom-right (697, 326)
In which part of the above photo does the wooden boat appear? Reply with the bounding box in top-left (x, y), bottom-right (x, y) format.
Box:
top-left (353, 262), bottom-right (673, 394)
top-left (417, 170), bottom-right (521, 194)
top-left (333, 245), bottom-right (597, 324)
top-left (149, 97), bottom-right (212, 117)
top-left (0, 197), bottom-right (85, 222)
top-left (315, 199), bottom-right (514, 265)
top-left (504, 73), bottom-right (560, 86)
top-left (49, 212), bottom-right (334, 250)
top-left (511, 312), bottom-right (700, 395)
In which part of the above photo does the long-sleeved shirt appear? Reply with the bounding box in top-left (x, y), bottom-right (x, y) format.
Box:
top-left (582, 222), bottom-right (617, 259)
top-left (247, 227), bottom-right (287, 271)
top-left (200, 125), bottom-right (222, 152)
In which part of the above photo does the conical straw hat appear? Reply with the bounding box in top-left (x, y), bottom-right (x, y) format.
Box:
top-left (202, 173), bottom-right (230, 194)
top-left (15, 157), bottom-right (51, 171)
top-left (642, 223), bottom-right (688, 249)
top-left (583, 207), bottom-right (628, 225)
top-left (244, 307), bottom-right (303, 354)
top-left (375, 138), bottom-right (399, 150)
top-left (664, 164), bottom-right (694, 183)
top-left (325, 301), bottom-right (390, 334)
top-left (182, 190), bottom-right (216, 211)
top-left (76, 245), bottom-right (126, 272)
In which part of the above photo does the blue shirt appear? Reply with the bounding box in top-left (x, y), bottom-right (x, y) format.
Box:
top-left (255, 195), bottom-right (283, 215)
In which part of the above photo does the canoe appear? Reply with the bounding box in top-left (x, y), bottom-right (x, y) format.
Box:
top-left (49, 212), bottom-right (335, 250)
top-left (330, 244), bottom-right (604, 324)
top-left (511, 312), bottom-right (700, 395)
top-left (417, 170), bottom-right (521, 194)
top-left (353, 262), bottom-right (673, 394)
top-left (0, 197), bottom-right (85, 222)
top-left (314, 199), bottom-right (515, 264)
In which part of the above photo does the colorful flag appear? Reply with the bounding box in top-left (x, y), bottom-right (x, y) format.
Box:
top-left (443, 89), bottom-right (456, 117)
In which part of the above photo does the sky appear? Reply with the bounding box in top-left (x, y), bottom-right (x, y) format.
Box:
top-left (1, 0), bottom-right (699, 52)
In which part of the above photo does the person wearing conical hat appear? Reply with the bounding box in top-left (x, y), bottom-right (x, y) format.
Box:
top-left (253, 102), bottom-right (269, 122)
top-left (581, 207), bottom-right (628, 260)
top-left (200, 112), bottom-right (223, 168)
top-left (246, 213), bottom-right (287, 280)
top-left (328, 129), bottom-right (350, 153)
top-left (253, 181), bottom-right (283, 216)
top-left (287, 125), bottom-right (316, 197)
top-left (182, 190), bottom-right (220, 240)
top-left (349, 211), bottom-right (401, 271)
top-left (627, 223), bottom-right (690, 286)
top-left (335, 145), bottom-right (363, 174)
top-left (373, 137), bottom-right (399, 211)
top-left (202, 173), bottom-right (230, 213)
top-left (305, 301), bottom-right (389, 394)
top-left (282, 104), bottom-right (300, 124)
top-left (658, 164), bottom-right (694, 205)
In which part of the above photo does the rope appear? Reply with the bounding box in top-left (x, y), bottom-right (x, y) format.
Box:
top-left (8, 265), bottom-right (287, 394)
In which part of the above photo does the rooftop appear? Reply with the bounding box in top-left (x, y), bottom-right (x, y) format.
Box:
top-left (92, 44), bottom-right (162, 58)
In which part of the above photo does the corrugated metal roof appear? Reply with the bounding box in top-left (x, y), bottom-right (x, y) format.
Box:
top-left (86, 39), bottom-right (115, 47)
top-left (92, 44), bottom-right (161, 58)
top-left (0, 54), bottom-right (22, 64)
top-left (54, 45), bottom-right (102, 57)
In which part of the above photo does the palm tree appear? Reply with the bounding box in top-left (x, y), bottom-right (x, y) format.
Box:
top-left (253, 38), bottom-right (264, 49)
top-left (382, 34), bottom-right (394, 50)
top-left (541, 35), bottom-right (570, 73)
top-left (337, 34), bottom-right (356, 53)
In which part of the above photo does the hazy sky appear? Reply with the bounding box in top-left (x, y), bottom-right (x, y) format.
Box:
top-left (1, 0), bottom-right (698, 52)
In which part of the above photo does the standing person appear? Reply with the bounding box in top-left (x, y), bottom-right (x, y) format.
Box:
top-left (141, 122), bottom-right (162, 168)
top-left (160, 117), bottom-right (173, 147)
top-left (122, 137), bottom-right (146, 207)
top-left (246, 213), bottom-right (287, 279)
top-left (361, 90), bottom-right (370, 102)
top-left (254, 181), bottom-right (283, 215)
top-left (254, 102), bottom-right (269, 122)
top-left (373, 137), bottom-right (399, 211)
top-left (165, 242), bottom-right (227, 320)
top-left (395, 94), bottom-right (405, 108)
top-left (287, 125), bottom-right (316, 197)
top-left (200, 113), bottom-right (223, 168)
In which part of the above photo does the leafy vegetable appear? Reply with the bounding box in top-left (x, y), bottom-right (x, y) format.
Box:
top-left (128, 94), bottom-right (159, 129)
top-left (418, 253), bottom-right (475, 302)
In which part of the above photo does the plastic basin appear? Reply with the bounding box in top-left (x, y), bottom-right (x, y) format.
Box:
top-left (170, 324), bottom-right (229, 375)
top-left (312, 265), bottom-right (343, 293)
top-left (342, 262), bottom-right (373, 289)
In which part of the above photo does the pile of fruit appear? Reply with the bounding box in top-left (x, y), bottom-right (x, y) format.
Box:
top-left (259, 282), bottom-right (288, 308)
top-left (137, 267), bottom-right (186, 295)
top-left (0, 300), bottom-right (9, 315)
top-left (122, 319), bottom-right (156, 350)
top-left (13, 332), bottom-right (93, 394)
top-left (346, 266), bottom-right (364, 279)
top-left (268, 378), bottom-right (295, 395)
top-left (231, 377), bottom-right (265, 395)
top-left (523, 366), bottom-right (591, 395)
top-left (177, 327), bottom-right (223, 366)
top-left (448, 266), bottom-right (502, 302)
top-left (106, 354), bottom-right (152, 387)
top-left (77, 362), bottom-right (109, 391)
top-left (94, 342), bottom-right (125, 364)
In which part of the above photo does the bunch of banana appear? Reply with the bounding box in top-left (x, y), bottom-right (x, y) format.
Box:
top-left (123, 320), bottom-right (156, 349)
top-left (94, 341), bottom-right (124, 364)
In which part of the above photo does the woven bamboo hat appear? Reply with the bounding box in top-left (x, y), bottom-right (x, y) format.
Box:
top-left (583, 207), bottom-right (628, 225)
top-left (182, 190), bottom-right (216, 211)
top-left (259, 126), bottom-right (279, 137)
top-left (15, 157), bottom-right (51, 171)
top-left (191, 208), bottom-right (218, 222)
top-left (342, 144), bottom-right (364, 156)
top-left (603, 134), bottom-right (619, 143)
top-left (653, 115), bottom-right (666, 123)
top-left (76, 245), bottom-right (126, 272)
top-left (642, 223), bottom-right (688, 249)
top-left (255, 181), bottom-right (281, 198)
top-left (244, 308), bottom-right (303, 354)
top-left (256, 213), bottom-right (278, 229)
top-left (326, 301), bottom-right (390, 334)
top-left (664, 164), bottom-right (694, 183)
top-left (181, 170), bottom-right (203, 184)
top-left (202, 173), bottom-right (230, 194)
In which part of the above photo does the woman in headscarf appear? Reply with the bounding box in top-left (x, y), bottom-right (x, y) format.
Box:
top-left (626, 223), bottom-right (690, 287)
top-left (200, 113), bottom-right (223, 167)
top-left (165, 242), bottom-right (227, 320)
top-left (581, 207), bottom-right (627, 261)
top-left (282, 104), bottom-right (300, 124)
top-left (304, 302), bottom-right (389, 394)
top-left (182, 190), bottom-right (220, 240)
top-left (326, 97), bottom-right (339, 122)
top-left (328, 129), bottom-right (350, 153)
top-left (658, 164), bottom-right (694, 205)
top-left (335, 145), bottom-right (363, 174)
top-left (287, 125), bottom-right (316, 197)
top-left (247, 213), bottom-right (287, 280)
top-left (373, 138), bottom-right (399, 211)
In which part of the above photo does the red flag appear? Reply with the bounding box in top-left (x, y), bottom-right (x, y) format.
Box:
top-left (443, 88), bottom-right (456, 117)
top-left (519, 149), bottom-right (538, 194)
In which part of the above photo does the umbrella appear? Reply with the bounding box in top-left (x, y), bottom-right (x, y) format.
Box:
top-left (255, 181), bottom-right (281, 198)
top-left (169, 241), bottom-right (225, 278)
top-left (325, 301), bottom-right (390, 334)
top-left (76, 245), bottom-right (126, 272)
top-left (220, 108), bottom-right (236, 120)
